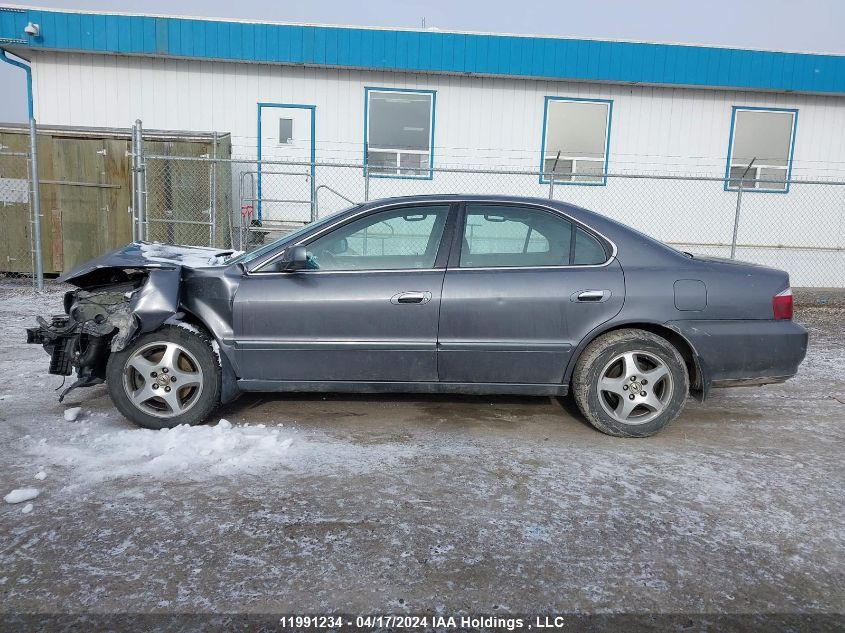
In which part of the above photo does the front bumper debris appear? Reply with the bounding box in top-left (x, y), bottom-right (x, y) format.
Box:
top-left (27, 288), bottom-right (140, 401)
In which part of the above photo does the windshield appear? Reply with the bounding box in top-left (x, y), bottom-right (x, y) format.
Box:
top-left (227, 207), bottom-right (357, 266)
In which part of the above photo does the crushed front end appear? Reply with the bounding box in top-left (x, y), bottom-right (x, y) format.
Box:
top-left (25, 244), bottom-right (189, 401)
top-left (26, 242), bottom-right (242, 405)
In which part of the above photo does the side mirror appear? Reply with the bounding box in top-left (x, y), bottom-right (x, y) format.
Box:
top-left (281, 245), bottom-right (308, 272)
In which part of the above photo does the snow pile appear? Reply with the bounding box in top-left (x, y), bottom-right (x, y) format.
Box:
top-left (63, 407), bottom-right (82, 422)
top-left (28, 419), bottom-right (295, 481)
top-left (140, 243), bottom-right (243, 268)
top-left (4, 488), bottom-right (39, 504)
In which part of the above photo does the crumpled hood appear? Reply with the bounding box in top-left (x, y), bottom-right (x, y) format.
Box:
top-left (59, 242), bottom-right (241, 287)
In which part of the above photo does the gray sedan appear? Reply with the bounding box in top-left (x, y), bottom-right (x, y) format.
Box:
top-left (27, 195), bottom-right (808, 437)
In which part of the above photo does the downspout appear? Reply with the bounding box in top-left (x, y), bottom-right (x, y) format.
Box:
top-left (1, 48), bottom-right (42, 290)
top-left (0, 48), bottom-right (34, 120)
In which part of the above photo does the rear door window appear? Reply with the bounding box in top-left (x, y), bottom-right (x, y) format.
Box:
top-left (460, 204), bottom-right (607, 268)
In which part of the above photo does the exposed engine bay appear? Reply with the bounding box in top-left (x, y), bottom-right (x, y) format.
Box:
top-left (28, 274), bottom-right (157, 400)
top-left (25, 243), bottom-right (238, 402)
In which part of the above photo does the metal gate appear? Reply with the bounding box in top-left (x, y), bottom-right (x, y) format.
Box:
top-left (237, 168), bottom-right (313, 249)
top-left (0, 144), bottom-right (36, 285)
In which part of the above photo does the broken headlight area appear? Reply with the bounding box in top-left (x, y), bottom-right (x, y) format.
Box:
top-left (26, 284), bottom-right (140, 401)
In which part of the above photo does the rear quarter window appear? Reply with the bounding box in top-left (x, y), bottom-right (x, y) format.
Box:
top-left (573, 227), bottom-right (608, 265)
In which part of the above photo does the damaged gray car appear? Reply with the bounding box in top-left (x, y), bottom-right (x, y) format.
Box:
top-left (27, 195), bottom-right (808, 437)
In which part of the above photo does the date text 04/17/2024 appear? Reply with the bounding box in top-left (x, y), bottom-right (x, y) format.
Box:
top-left (277, 615), bottom-right (580, 630)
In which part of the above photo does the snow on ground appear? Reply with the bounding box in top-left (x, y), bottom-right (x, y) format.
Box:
top-left (12, 406), bottom-right (422, 489)
top-left (24, 418), bottom-right (297, 482)
top-left (63, 407), bottom-right (82, 422)
top-left (4, 488), bottom-right (39, 504)
top-left (0, 282), bottom-right (843, 616)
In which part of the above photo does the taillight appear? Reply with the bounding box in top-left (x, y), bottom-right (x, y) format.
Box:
top-left (773, 288), bottom-right (793, 320)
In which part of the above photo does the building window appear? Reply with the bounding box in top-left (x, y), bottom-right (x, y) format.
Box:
top-left (365, 88), bottom-right (435, 178)
top-left (726, 107), bottom-right (797, 192)
top-left (541, 97), bottom-right (612, 185)
top-left (278, 118), bottom-right (293, 144)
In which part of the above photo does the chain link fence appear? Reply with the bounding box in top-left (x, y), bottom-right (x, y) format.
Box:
top-left (4, 120), bottom-right (843, 290)
top-left (0, 146), bottom-right (37, 287)
top-left (137, 154), bottom-right (845, 287)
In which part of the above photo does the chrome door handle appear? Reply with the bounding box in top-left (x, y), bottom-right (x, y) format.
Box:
top-left (390, 291), bottom-right (432, 305)
top-left (575, 290), bottom-right (607, 302)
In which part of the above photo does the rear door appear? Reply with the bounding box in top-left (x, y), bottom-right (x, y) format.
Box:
top-left (437, 202), bottom-right (625, 384)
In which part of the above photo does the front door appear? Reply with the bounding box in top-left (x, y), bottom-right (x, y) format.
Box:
top-left (438, 202), bottom-right (625, 384)
top-left (233, 203), bottom-right (454, 382)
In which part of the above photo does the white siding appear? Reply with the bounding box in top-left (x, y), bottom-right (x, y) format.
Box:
top-left (30, 52), bottom-right (845, 176)
top-left (27, 52), bottom-right (845, 286)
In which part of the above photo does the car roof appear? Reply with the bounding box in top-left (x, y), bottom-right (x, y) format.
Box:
top-left (363, 193), bottom-right (566, 204)
top-left (243, 194), bottom-right (686, 273)
top-left (355, 194), bottom-right (688, 266)
top-left (358, 193), bottom-right (600, 225)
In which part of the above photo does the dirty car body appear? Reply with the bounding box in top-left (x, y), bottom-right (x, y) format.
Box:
top-left (26, 195), bottom-right (808, 437)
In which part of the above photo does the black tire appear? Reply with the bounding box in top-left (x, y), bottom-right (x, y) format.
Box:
top-left (572, 329), bottom-right (689, 438)
top-left (106, 325), bottom-right (221, 430)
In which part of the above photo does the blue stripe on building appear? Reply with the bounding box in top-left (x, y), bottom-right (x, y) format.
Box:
top-left (0, 7), bottom-right (843, 95)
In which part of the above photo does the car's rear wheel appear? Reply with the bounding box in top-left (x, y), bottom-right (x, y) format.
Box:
top-left (106, 325), bottom-right (221, 429)
top-left (572, 329), bottom-right (689, 437)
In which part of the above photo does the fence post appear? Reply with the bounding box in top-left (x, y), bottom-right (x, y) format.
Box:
top-left (130, 122), bottom-right (138, 241)
top-left (132, 122), bottom-right (140, 240)
top-left (210, 131), bottom-right (218, 247)
top-left (548, 173), bottom-right (555, 200)
top-left (730, 181), bottom-right (742, 259)
top-left (28, 118), bottom-right (43, 290)
top-left (134, 119), bottom-right (146, 241)
top-left (364, 164), bottom-right (370, 201)
top-left (730, 159), bottom-right (755, 260)
top-left (310, 162), bottom-right (317, 222)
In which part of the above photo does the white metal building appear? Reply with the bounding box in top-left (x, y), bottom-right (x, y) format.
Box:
top-left (1, 6), bottom-right (844, 284)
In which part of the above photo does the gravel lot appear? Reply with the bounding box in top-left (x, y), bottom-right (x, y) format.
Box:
top-left (0, 284), bottom-right (842, 627)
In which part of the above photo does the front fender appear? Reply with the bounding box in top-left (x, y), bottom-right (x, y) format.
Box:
top-left (129, 268), bottom-right (181, 334)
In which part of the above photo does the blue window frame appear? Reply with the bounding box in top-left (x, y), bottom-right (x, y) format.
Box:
top-left (364, 87), bottom-right (436, 180)
top-left (724, 106), bottom-right (798, 193)
top-left (539, 96), bottom-right (613, 186)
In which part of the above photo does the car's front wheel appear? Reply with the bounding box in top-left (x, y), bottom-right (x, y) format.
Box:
top-left (106, 325), bottom-right (221, 429)
top-left (572, 329), bottom-right (689, 437)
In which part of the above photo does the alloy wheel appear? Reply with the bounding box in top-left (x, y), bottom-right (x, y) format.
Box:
top-left (596, 350), bottom-right (674, 425)
top-left (122, 341), bottom-right (204, 418)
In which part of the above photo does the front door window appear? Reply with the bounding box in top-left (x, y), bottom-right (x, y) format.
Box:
top-left (305, 205), bottom-right (450, 271)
